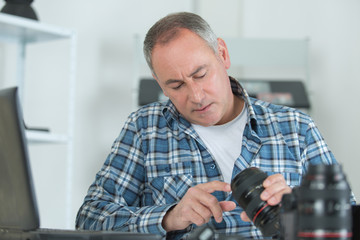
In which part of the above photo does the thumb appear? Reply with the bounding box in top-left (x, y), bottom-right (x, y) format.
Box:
top-left (240, 211), bottom-right (251, 222)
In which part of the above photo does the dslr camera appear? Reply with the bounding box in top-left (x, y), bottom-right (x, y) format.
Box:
top-left (231, 164), bottom-right (359, 240)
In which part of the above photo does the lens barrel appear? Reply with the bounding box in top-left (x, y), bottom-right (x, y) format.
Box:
top-left (297, 164), bottom-right (352, 240)
top-left (231, 167), bottom-right (280, 237)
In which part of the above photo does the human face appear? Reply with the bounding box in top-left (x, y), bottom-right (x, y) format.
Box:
top-left (152, 29), bottom-right (238, 126)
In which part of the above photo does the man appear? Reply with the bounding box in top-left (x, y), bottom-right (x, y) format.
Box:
top-left (76, 12), bottom-right (353, 239)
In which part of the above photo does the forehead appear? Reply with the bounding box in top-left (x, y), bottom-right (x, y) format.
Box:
top-left (153, 28), bottom-right (210, 55)
top-left (151, 29), bottom-right (216, 77)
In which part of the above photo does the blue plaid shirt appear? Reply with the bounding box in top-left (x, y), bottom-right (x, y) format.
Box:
top-left (76, 77), bottom-right (353, 239)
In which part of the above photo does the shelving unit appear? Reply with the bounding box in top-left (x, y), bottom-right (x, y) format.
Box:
top-left (0, 13), bottom-right (77, 228)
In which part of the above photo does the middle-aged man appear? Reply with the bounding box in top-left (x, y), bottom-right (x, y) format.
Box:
top-left (76, 12), bottom-right (356, 239)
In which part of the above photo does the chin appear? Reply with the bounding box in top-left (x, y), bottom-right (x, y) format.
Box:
top-left (195, 119), bottom-right (219, 127)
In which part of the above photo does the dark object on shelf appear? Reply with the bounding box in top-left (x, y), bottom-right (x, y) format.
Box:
top-left (240, 79), bottom-right (311, 109)
top-left (1, 0), bottom-right (38, 20)
top-left (138, 78), bottom-right (167, 106)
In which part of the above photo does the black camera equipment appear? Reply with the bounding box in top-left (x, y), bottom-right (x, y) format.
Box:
top-left (188, 164), bottom-right (358, 240)
top-left (281, 164), bottom-right (353, 240)
top-left (351, 205), bottom-right (360, 240)
top-left (187, 224), bottom-right (245, 240)
top-left (231, 167), bottom-right (280, 237)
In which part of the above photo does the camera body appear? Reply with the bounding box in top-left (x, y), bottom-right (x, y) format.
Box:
top-left (279, 164), bottom-right (356, 240)
top-left (281, 197), bottom-right (359, 240)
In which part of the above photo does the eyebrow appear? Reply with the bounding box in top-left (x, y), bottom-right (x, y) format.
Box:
top-left (164, 65), bottom-right (207, 86)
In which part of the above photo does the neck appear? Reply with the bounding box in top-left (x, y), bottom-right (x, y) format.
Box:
top-left (217, 95), bottom-right (244, 125)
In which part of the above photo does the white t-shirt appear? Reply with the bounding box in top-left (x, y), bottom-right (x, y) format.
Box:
top-left (192, 105), bottom-right (248, 183)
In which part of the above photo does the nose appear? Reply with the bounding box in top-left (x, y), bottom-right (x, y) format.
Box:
top-left (188, 80), bottom-right (205, 104)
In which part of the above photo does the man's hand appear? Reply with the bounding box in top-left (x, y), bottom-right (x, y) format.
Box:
top-left (162, 181), bottom-right (236, 231)
top-left (240, 173), bottom-right (291, 222)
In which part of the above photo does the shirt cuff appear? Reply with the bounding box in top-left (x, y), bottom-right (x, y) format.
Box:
top-left (130, 203), bottom-right (177, 237)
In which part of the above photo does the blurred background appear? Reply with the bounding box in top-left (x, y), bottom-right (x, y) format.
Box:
top-left (0, 0), bottom-right (359, 229)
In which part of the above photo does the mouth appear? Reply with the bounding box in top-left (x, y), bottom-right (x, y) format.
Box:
top-left (193, 103), bottom-right (212, 113)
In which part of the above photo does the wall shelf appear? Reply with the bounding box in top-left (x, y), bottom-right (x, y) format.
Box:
top-left (0, 12), bottom-right (77, 228)
top-left (0, 13), bottom-right (73, 43)
top-left (26, 130), bottom-right (68, 144)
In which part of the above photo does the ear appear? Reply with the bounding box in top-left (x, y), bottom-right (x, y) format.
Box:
top-left (152, 73), bottom-right (169, 97)
top-left (217, 38), bottom-right (231, 70)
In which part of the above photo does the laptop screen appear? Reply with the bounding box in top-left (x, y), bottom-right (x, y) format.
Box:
top-left (0, 87), bottom-right (40, 231)
top-left (0, 88), bottom-right (162, 240)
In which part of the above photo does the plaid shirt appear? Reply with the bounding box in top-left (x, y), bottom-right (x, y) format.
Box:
top-left (76, 77), bottom-right (353, 239)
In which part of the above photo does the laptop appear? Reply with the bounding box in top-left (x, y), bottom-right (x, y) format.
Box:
top-left (0, 87), bottom-right (161, 240)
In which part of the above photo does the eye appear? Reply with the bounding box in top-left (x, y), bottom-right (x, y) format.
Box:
top-left (172, 83), bottom-right (183, 90)
top-left (194, 72), bottom-right (206, 79)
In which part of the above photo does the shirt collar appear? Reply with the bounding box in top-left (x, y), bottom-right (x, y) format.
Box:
top-left (161, 76), bottom-right (260, 133)
top-left (229, 76), bottom-right (260, 134)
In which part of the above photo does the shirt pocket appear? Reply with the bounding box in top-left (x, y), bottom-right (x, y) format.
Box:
top-left (146, 161), bottom-right (193, 205)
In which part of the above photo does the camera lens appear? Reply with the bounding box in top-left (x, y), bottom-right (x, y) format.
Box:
top-left (297, 164), bottom-right (352, 239)
top-left (231, 167), bottom-right (280, 237)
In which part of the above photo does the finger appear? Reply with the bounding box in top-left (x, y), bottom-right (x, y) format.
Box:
top-left (219, 201), bottom-right (236, 212)
top-left (170, 195), bottom-right (213, 228)
top-left (261, 181), bottom-right (288, 200)
top-left (267, 186), bottom-right (292, 205)
top-left (240, 211), bottom-right (250, 222)
top-left (262, 174), bottom-right (285, 188)
top-left (186, 207), bottom-right (211, 226)
top-left (200, 195), bottom-right (224, 223)
top-left (190, 194), bottom-right (225, 224)
top-left (261, 175), bottom-right (291, 205)
top-left (190, 202), bottom-right (213, 226)
top-left (196, 181), bottom-right (232, 193)
top-left (186, 187), bottom-right (223, 222)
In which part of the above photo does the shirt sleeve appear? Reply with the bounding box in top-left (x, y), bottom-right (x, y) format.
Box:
top-left (301, 118), bottom-right (336, 166)
top-left (75, 114), bottom-right (173, 237)
top-left (301, 117), bottom-right (357, 204)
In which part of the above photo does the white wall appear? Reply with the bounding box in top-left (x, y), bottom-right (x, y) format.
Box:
top-left (1, 0), bottom-right (359, 229)
top-left (12, 0), bottom-right (242, 229)
top-left (241, 0), bottom-right (360, 202)
top-left (1, 0), bottom-right (196, 229)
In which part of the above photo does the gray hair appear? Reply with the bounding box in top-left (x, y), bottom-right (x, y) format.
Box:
top-left (143, 12), bottom-right (218, 75)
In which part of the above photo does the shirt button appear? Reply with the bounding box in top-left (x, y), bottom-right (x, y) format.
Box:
top-left (210, 164), bottom-right (216, 169)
